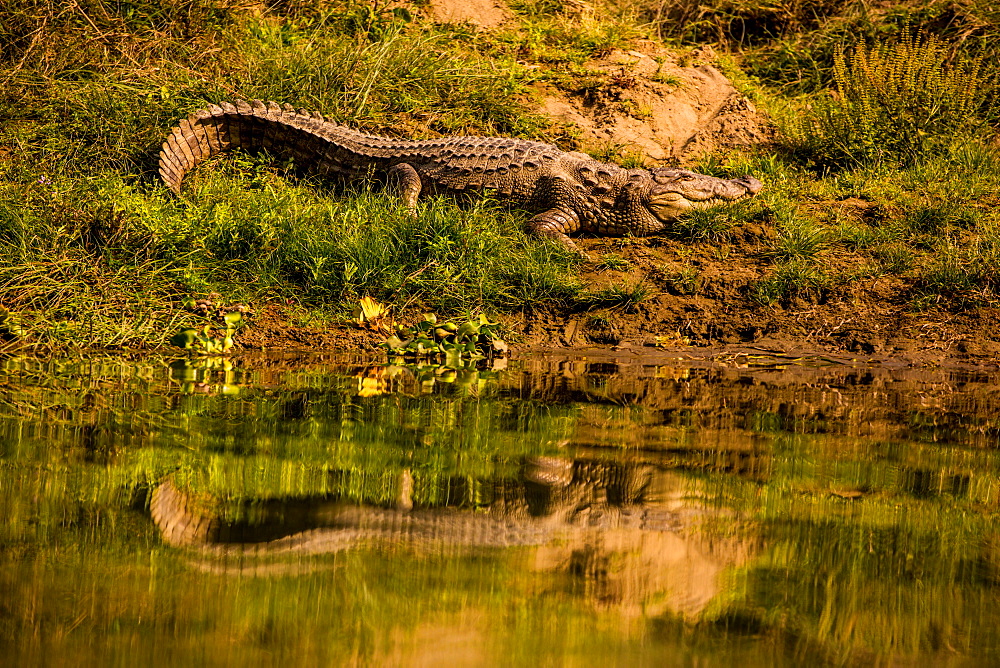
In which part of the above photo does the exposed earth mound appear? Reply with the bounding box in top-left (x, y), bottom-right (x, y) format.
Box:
top-left (427, 0), bottom-right (513, 28)
top-left (425, 0), bottom-right (772, 164)
top-left (538, 46), bottom-right (773, 164)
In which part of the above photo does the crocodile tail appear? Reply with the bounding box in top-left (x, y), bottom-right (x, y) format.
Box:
top-left (151, 480), bottom-right (222, 547)
top-left (158, 99), bottom-right (366, 194)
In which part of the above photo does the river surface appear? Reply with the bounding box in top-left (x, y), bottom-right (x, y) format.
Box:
top-left (1, 351), bottom-right (999, 666)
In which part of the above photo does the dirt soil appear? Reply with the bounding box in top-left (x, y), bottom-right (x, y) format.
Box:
top-left (536, 45), bottom-right (774, 164)
top-left (426, 0), bottom-right (513, 29)
top-left (240, 28), bottom-right (997, 367)
top-left (241, 262), bottom-right (1000, 368)
top-left (515, 234), bottom-right (1000, 367)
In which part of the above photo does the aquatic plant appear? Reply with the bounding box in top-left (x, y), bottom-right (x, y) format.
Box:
top-left (170, 310), bottom-right (244, 354)
top-left (384, 313), bottom-right (509, 366)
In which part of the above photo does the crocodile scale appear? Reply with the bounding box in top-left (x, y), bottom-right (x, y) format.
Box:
top-left (159, 99), bottom-right (763, 252)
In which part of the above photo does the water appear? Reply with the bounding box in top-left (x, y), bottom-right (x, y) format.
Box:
top-left (1, 352), bottom-right (998, 666)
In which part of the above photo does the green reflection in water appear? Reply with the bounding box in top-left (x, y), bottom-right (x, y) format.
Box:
top-left (0, 354), bottom-right (998, 666)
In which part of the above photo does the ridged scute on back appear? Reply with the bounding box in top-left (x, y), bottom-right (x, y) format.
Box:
top-left (157, 99), bottom-right (569, 195)
top-left (157, 99), bottom-right (343, 194)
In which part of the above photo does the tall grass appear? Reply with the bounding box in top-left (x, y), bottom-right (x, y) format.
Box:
top-left (794, 31), bottom-right (996, 167)
top-left (627, 0), bottom-right (1000, 95)
top-left (0, 0), bottom-right (574, 349)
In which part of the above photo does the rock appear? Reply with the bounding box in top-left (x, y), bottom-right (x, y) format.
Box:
top-left (538, 48), bottom-right (774, 164)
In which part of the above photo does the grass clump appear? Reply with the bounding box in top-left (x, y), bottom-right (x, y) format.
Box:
top-left (752, 260), bottom-right (829, 305)
top-left (660, 263), bottom-right (701, 295)
top-left (913, 237), bottom-right (1000, 308)
top-left (595, 253), bottom-right (631, 271)
top-left (245, 23), bottom-right (543, 135)
top-left (793, 31), bottom-right (996, 168)
top-left (671, 199), bottom-right (765, 242)
top-left (575, 281), bottom-right (651, 312)
top-left (768, 208), bottom-right (829, 261)
top-left (633, 0), bottom-right (1000, 95)
top-left (871, 243), bottom-right (916, 275)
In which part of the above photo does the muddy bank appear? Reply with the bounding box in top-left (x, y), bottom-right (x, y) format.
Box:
top-left (230, 216), bottom-right (1000, 369)
top-left (236, 294), bottom-right (1000, 370)
top-left (513, 234), bottom-right (1000, 364)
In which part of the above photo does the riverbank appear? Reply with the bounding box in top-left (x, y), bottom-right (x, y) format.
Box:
top-left (1, 0), bottom-right (997, 356)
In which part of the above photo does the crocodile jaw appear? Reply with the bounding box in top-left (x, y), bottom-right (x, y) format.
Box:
top-left (646, 170), bottom-right (763, 223)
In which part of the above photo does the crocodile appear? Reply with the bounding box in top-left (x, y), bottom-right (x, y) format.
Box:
top-left (158, 99), bottom-right (763, 253)
top-left (149, 457), bottom-right (682, 558)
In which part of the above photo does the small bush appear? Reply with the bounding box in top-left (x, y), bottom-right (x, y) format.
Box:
top-left (795, 32), bottom-right (996, 167)
top-left (576, 281), bottom-right (651, 311)
top-left (752, 259), bottom-right (828, 305)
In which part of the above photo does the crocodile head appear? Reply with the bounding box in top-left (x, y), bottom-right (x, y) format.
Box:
top-left (644, 168), bottom-right (763, 223)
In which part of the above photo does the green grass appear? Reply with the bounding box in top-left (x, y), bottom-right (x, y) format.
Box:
top-left (575, 280), bottom-right (651, 312)
top-left (0, 0), bottom-right (586, 348)
top-left (752, 259), bottom-right (829, 306)
top-left (660, 262), bottom-right (701, 295)
top-left (768, 214), bottom-right (829, 261)
top-left (0, 162), bottom-right (582, 347)
top-left (594, 253), bottom-right (631, 271)
top-left (2, 0), bottom-right (1000, 351)
top-left (498, 0), bottom-right (637, 65)
top-left (631, 0), bottom-right (1000, 96)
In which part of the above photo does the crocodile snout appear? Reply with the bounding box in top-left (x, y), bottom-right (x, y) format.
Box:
top-left (735, 175), bottom-right (763, 195)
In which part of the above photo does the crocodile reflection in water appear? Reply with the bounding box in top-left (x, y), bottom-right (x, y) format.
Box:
top-left (151, 457), bottom-right (755, 618)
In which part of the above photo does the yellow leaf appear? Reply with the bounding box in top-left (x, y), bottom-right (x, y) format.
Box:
top-left (354, 295), bottom-right (387, 324)
top-left (361, 296), bottom-right (385, 319)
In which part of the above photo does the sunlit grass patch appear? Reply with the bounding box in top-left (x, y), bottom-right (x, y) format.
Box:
top-left (912, 238), bottom-right (1000, 308)
top-left (594, 253), bottom-right (631, 271)
top-left (670, 199), bottom-right (767, 242)
top-left (790, 31), bottom-right (996, 169)
top-left (122, 169), bottom-right (583, 312)
top-left (766, 206), bottom-right (829, 261)
top-left (497, 0), bottom-right (636, 65)
top-left (575, 281), bottom-right (651, 312)
top-left (752, 259), bottom-right (829, 305)
top-left (904, 201), bottom-right (982, 241)
top-left (870, 243), bottom-right (916, 275)
top-left (244, 24), bottom-right (546, 136)
top-left (828, 214), bottom-right (906, 252)
top-left (0, 160), bottom-right (582, 348)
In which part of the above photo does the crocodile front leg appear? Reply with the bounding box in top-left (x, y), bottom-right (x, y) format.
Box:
top-left (528, 208), bottom-right (587, 258)
top-left (387, 163), bottom-right (423, 210)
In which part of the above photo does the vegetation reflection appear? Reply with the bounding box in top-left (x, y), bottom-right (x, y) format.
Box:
top-left (0, 355), bottom-right (998, 665)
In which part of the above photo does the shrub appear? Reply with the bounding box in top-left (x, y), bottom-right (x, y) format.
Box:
top-left (752, 259), bottom-right (828, 305)
top-left (795, 31), bottom-right (996, 167)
